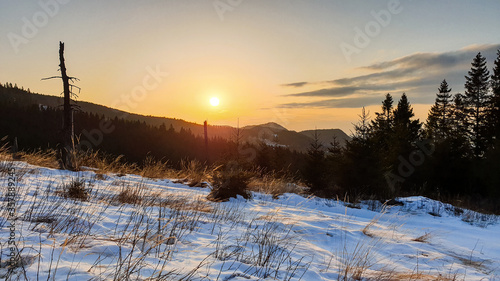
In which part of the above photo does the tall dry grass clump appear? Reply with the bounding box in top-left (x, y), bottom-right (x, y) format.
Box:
top-left (19, 149), bottom-right (60, 169)
top-left (171, 159), bottom-right (215, 187)
top-left (76, 150), bottom-right (137, 175)
top-left (0, 142), bottom-right (11, 160)
top-left (0, 142), bottom-right (59, 168)
top-left (248, 171), bottom-right (306, 198)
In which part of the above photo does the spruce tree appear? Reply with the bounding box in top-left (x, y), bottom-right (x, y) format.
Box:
top-left (342, 110), bottom-right (385, 198)
top-left (450, 93), bottom-right (471, 157)
top-left (353, 107), bottom-right (370, 141)
top-left (489, 50), bottom-right (500, 141)
top-left (426, 80), bottom-right (453, 141)
top-left (370, 93), bottom-right (394, 149)
top-left (393, 93), bottom-right (421, 144)
top-left (304, 130), bottom-right (328, 195)
top-left (464, 52), bottom-right (491, 157)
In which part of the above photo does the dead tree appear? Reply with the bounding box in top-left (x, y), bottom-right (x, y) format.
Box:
top-left (43, 41), bottom-right (80, 170)
top-left (204, 120), bottom-right (209, 162)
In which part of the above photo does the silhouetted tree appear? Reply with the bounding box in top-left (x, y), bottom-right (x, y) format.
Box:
top-left (370, 94), bottom-right (395, 172)
top-left (41, 42), bottom-right (81, 170)
top-left (304, 130), bottom-right (328, 195)
top-left (464, 52), bottom-right (490, 157)
top-left (393, 93), bottom-right (421, 143)
top-left (353, 107), bottom-right (370, 141)
top-left (341, 107), bottom-right (386, 197)
top-left (448, 93), bottom-right (471, 157)
top-left (426, 80), bottom-right (453, 141)
top-left (371, 93), bottom-right (394, 142)
top-left (489, 49), bottom-right (500, 142)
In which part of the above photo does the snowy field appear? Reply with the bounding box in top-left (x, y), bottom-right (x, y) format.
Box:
top-left (1, 160), bottom-right (499, 280)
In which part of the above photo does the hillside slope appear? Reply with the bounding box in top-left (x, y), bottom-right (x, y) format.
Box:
top-left (1, 160), bottom-right (498, 280)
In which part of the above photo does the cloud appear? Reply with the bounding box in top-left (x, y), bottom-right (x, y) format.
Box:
top-left (286, 86), bottom-right (359, 97)
top-left (279, 44), bottom-right (500, 109)
top-left (280, 96), bottom-right (386, 109)
top-left (363, 44), bottom-right (500, 71)
top-left (281, 81), bottom-right (310, 88)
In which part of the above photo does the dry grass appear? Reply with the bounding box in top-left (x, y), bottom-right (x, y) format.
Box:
top-left (248, 172), bottom-right (306, 198)
top-left (173, 159), bottom-right (216, 187)
top-left (390, 272), bottom-right (462, 280)
top-left (117, 186), bottom-right (143, 205)
top-left (361, 211), bottom-right (386, 238)
top-left (19, 150), bottom-right (60, 169)
top-left (412, 232), bottom-right (432, 243)
top-left (140, 155), bottom-right (170, 179)
top-left (0, 145), bottom-right (60, 169)
top-left (0, 142), bottom-right (11, 161)
top-left (76, 150), bottom-right (137, 175)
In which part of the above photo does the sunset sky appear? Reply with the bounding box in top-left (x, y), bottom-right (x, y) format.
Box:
top-left (2, 0), bottom-right (500, 133)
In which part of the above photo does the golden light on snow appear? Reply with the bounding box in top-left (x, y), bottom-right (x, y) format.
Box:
top-left (210, 97), bottom-right (220, 107)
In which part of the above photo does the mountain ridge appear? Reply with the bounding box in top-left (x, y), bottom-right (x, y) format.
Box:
top-left (0, 85), bottom-right (350, 151)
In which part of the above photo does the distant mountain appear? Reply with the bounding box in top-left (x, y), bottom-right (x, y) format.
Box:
top-left (243, 122), bottom-right (288, 131)
top-left (0, 85), bottom-right (350, 152)
top-left (299, 129), bottom-right (351, 147)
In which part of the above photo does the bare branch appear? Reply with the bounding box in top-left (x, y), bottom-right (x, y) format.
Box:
top-left (41, 76), bottom-right (62, 81)
top-left (70, 84), bottom-right (81, 93)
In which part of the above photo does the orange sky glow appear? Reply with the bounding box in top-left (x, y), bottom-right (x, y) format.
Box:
top-left (2, 1), bottom-right (500, 133)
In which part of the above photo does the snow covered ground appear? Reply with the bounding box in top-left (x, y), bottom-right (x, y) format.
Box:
top-left (1, 160), bottom-right (499, 280)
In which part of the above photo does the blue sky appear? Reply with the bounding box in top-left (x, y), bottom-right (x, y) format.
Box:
top-left (1, 0), bottom-right (500, 132)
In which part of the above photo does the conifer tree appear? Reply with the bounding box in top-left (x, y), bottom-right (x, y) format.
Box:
top-left (353, 107), bottom-right (370, 142)
top-left (393, 93), bottom-right (421, 144)
top-left (304, 130), bottom-right (328, 195)
top-left (464, 52), bottom-right (490, 157)
top-left (426, 80), bottom-right (453, 141)
top-left (489, 50), bottom-right (500, 141)
top-left (450, 93), bottom-right (471, 157)
top-left (370, 93), bottom-right (394, 149)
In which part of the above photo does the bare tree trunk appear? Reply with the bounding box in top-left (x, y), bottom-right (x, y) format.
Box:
top-left (204, 120), bottom-right (209, 163)
top-left (59, 42), bottom-right (76, 170)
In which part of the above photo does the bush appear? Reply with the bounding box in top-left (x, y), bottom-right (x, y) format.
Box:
top-left (208, 165), bottom-right (252, 201)
top-left (61, 177), bottom-right (89, 201)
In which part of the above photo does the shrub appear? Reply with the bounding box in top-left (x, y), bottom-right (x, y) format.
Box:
top-left (61, 177), bottom-right (89, 201)
top-left (208, 165), bottom-right (252, 201)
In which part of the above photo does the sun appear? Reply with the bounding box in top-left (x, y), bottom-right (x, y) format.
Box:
top-left (210, 97), bottom-right (220, 107)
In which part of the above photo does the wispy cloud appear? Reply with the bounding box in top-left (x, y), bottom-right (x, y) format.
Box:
top-left (280, 96), bottom-right (385, 109)
top-left (280, 44), bottom-right (500, 109)
top-left (281, 81), bottom-right (310, 88)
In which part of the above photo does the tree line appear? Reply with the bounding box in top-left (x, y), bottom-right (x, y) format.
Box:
top-left (302, 50), bottom-right (500, 212)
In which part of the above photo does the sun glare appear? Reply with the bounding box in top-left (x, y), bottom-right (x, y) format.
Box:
top-left (210, 97), bottom-right (220, 107)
